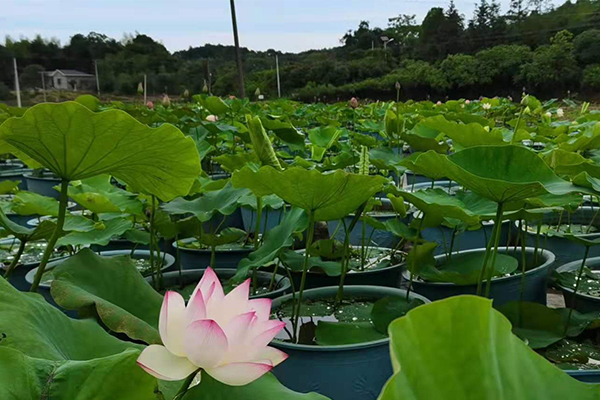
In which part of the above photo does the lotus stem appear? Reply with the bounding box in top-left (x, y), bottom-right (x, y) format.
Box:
top-left (173, 369), bottom-right (202, 400)
top-left (565, 245), bottom-right (590, 336)
top-left (519, 220), bottom-right (528, 304)
top-left (533, 224), bottom-right (541, 266)
top-left (336, 204), bottom-right (366, 304)
top-left (292, 212), bottom-right (315, 343)
top-left (268, 261), bottom-right (280, 292)
top-left (477, 203), bottom-right (501, 296)
top-left (511, 105), bottom-right (525, 144)
top-left (586, 200), bottom-right (600, 234)
top-left (485, 203), bottom-right (505, 298)
top-left (406, 215), bottom-right (425, 301)
top-left (254, 196), bottom-right (263, 250)
top-left (3, 239), bottom-right (27, 279)
top-left (30, 180), bottom-right (69, 293)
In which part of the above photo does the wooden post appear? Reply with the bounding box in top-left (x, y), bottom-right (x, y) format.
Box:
top-left (276, 54), bottom-right (281, 98)
top-left (40, 71), bottom-right (47, 102)
top-left (143, 74), bottom-right (147, 105)
top-left (13, 58), bottom-right (21, 108)
top-left (94, 60), bottom-right (100, 96)
top-left (229, 0), bottom-right (245, 98)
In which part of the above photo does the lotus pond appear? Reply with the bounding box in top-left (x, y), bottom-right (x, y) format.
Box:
top-left (2, 94), bottom-right (600, 399)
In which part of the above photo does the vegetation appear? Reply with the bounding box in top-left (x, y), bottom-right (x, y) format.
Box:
top-left (1, 0), bottom-right (600, 101)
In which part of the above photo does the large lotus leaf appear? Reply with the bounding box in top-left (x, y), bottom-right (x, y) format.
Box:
top-left (68, 174), bottom-right (143, 214)
top-left (369, 147), bottom-right (406, 174)
top-left (573, 171), bottom-right (600, 193)
top-left (419, 115), bottom-right (506, 150)
top-left (199, 95), bottom-right (230, 115)
top-left (0, 277), bottom-right (156, 399)
top-left (161, 182), bottom-right (249, 222)
top-left (231, 166), bottom-right (387, 221)
top-left (181, 372), bottom-right (328, 400)
top-left (525, 193), bottom-right (582, 212)
top-left (0, 102), bottom-right (201, 201)
top-left (214, 152), bottom-right (259, 172)
top-left (261, 117), bottom-right (305, 151)
top-left (56, 218), bottom-right (133, 246)
top-left (379, 296), bottom-right (600, 400)
top-left (0, 207), bottom-right (55, 241)
top-left (400, 189), bottom-right (481, 228)
top-left (405, 121), bottom-right (450, 153)
top-left (556, 123), bottom-right (600, 152)
top-left (50, 248), bottom-right (163, 344)
top-left (11, 190), bottom-right (59, 216)
top-left (400, 152), bottom-right (449, 181)
top-left (414, 146), bottom-right (588, 203)
top-left (197, 227), bottom-right (247, 247)
top-left (234, 208), bottom-right (307, 281)
top-left (0, 180), bottom-right (19, 194)
top-left (280, 250), bottom-right (342, 276)
top-left (75, 94), bottom-right (101, 111)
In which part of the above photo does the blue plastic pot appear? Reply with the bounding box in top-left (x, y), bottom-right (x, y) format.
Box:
top-left (241, 205), bottom-right (288, 234)
top-left (524, 207), bottom-right (600, 269)
top-left (290, 246), bottom-right (404, 289)
top-left (406, 180), bottom-right (462, 193)
top-left (422, 220), bottom-right (511, 256)
top-left (566, 370), bottom-right (600, 383)
top-left (173, 238), bottom-right (253, 270)
top-left (404, 247), bottom-right (555, 307)
top-left (24, 172), bottom-right (61, 199)
top-left (0, 167), bottom-right (31, 190)
top-left (270, 285), bottom-right (430, 400)
top-left (555, 256), bottom-right (600, 314)
top-left (327, 198), bottom-right (402, 248)
top-left (151, 268), bottom-right (291, 300)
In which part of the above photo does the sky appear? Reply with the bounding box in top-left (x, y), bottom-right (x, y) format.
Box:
top-left (1, 0), bottom-right (515, 53)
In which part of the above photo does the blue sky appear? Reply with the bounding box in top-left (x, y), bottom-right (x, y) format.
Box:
top-left (1, 0), bottom-right (514, 53)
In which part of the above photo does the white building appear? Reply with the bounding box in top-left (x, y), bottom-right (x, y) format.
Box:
top-left (45, 69), bottom-right (96, 91)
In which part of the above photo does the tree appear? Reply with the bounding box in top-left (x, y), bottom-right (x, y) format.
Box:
top-left (20, 64), bottom-right (44, 89)
top-left (507, 0), bottom-right (529, 22)
top-left (573, 29), bottom-right (600, 65)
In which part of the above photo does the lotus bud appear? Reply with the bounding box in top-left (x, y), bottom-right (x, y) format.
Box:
top-left (556, 108), bottom-right (564, 118)
top-left (395, 81), bottom-right (401, 91)
top-left (255, 88), bottom-right (261, 97)
top-left (203, 82), bottom-right (209, 93)
top-left (137, 268), bottom-right (288, 385)
top-left (349, 97), bottom-right (359, 108)
top-left (521, 94), bottom-right (530, 106)
top-left (206, 115), bottom-right (219, 122)
top-left (147, 101), bottom-right (154, 109)
top-left (162, 94), bottom-right (171, 107)
top-left (229, 95), bottom-right (236, 100)
top-left (482, 103), bottom-right (491, 110)
top-left (465, 100), bottom-right (470, 105)
top-left (137, 82), bottom-right (144, 95)
top-left (436, 101), bottom-right (442, 106)
top-left (544, 112), bottom-right (552, 119)
top-left (258, 94), bottom-right (264, 100)
top-left (183, 89), bottom-right (190, 99)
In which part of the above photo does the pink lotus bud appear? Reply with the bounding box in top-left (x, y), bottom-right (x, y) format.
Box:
top-left (162, 94), bottom-right (171, 107)
top-left (465, 100), bottom-right (470, 105)
top-left (229, 95), bottom-right (236, 100)
top-left (206, 115), bottom-right (219, 122)
top-left (349, 97), bottom-right (359, 108)
top-left (436, 101), bottom-right (442, 106)
top-left (147, 101), bottom-right (154, 109)
top-left (137, 268), bottom-right (287, 386)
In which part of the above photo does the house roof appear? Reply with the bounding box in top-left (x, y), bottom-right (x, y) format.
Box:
top-left (47, 69), bottom-right (94, 77)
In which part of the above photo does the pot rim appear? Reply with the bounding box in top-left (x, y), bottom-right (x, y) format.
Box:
top-left (403, 246), bottom-right (555, 287)
top-left (555, 256), bottom-right (600, 302)
top-left (25, 249), bottom-right (176, 288)
top-left (523, 206), bottom-right (600, 238)
top-left (270, 285), bottom-right (430, 351)
top-left (173, 237), bottom-right (254, 253)
top-left (156, 268), bottom-right (292, 299)
top-left (23, 172), bottom-right (61, 181)
top-left (295, 245), bottom-right (403, 277)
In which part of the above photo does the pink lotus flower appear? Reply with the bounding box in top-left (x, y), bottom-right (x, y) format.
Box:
top-left (229, 95), bottom-right (236, 100)
top-left (147, 101), bottom-right (154, 109)
top-left (436, 101), bottom-right (442, 106)
top-left (206, 115), bottom-right (219, 122)
top-left (465, 100), bottom-right (470, 105)
top-left (137, 268), bottom-right (287, 385)
top-left (349, 97), bottom-right (359, 108)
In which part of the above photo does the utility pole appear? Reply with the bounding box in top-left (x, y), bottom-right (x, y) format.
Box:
top-left (143, 74), bottom-right (147, 105)
top-left (275, 54), bottom-right (281, 98)
top-left (40, 71), bottom-right (47, 102)
top-left (229, 0), bottom-right (245, 98)
top-left (13, 58), bottom-right (21, 108)
top-left (94, 60), bottom-right (100, 96)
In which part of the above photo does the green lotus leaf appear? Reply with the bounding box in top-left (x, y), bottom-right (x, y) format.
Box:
top-left (400, 152), bottom-right (449, 181)
top-left (0, 207), bottom-right (55, 241)
top-left (198, 95), bottom-right (230, 115)
top-left (67, 174), bottom-right (143, 214)
top-left (0, 102), bottom-right (201, 201)
top-left (400, 189), bottom-right (481, 228)
top-left (419, 252), bottom-right (518, 285)
top-left (405, 121), bottom-right (450, 153)
top-left (412, 146), bottom-right (588, 203)
top-left (0, 276), bottom-right (156, 399)
top-left (50, 248), bottom-right (163, 344)
top-left (231, 166), bottom-right (387, 221)
top-left (75, 94), bottom-right (101, 111)
top-left (11, 190), bottom-right (59, 216)
top-left (235, 208), bottom-right (307, 281)
top-left (555, 123), bottom-right (600, 152)
top-left (247, 115), bottom-right (282, 169)
top-left (379, 296), bottom-right (600, 400)
top-left (0, 180), bottom-right (20, 194)
top-left (214, 152), bottom-right (260, 172)
top-left (261, 117), bottom-right (305, 151)
top-left (161, 182), bottom-right (249, 222)
top-left (56, 218), bottom-right (133, 247)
